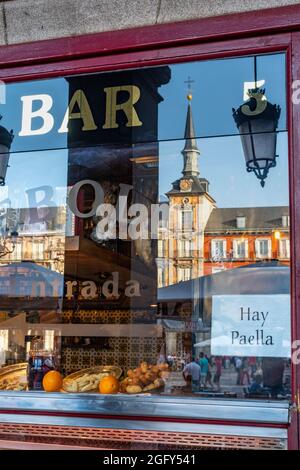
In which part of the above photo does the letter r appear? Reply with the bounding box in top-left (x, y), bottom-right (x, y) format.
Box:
top-left (102, 85), bottom-right (142, 129)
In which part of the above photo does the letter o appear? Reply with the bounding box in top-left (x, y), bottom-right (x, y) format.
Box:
top-left (68, 180), bottom-right (104, 218)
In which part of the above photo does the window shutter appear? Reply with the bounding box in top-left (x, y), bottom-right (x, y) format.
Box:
top-left (255, 239), bottom-right (260, 257)
top-left (211, 240), bottom-right (216, 258)
top-left (245, 239), bottom-right (249, 258)
top-left (233, 239), bottom-right (237, 258)
top-left (158, 240), bottom-right (163, 257)
top-left (223, 240), bottom-right (227, 258)
top-left (279, 239), bottom-right (283, 258)
top-left (177, 209), bottom-right (182, 230)
top-left (267, 239), bottom-right (272, 258)
top-left (178, 240), bottom-right (182, 257)
top-left (280, 239), bottom-right (290, 258)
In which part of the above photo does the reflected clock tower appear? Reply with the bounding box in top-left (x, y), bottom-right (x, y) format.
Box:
top-left (158, 93), bottom-right (216, 287)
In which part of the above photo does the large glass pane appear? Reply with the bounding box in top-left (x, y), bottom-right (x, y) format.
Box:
top-left (0, 52), bottom-right (291, 403)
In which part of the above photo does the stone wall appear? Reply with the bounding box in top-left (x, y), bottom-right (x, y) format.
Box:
top-left (0, 0), bottom-right (300, 46)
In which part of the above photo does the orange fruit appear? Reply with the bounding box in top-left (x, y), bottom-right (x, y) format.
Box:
top-left (99, 375), bottom-right (119, 394)
top-left (42, 371), bottom-right (63, 392)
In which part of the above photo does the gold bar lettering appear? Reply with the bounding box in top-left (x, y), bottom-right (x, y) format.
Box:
top-left (102, 85), bottom-right (143, 129)
top-left (58, 89), bottom-right (98, 133)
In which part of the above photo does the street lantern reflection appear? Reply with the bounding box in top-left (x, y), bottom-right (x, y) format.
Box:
top-left (233, 87), bottom-right (281, 188)
top-left (0, 117), bottom-right (14, 186)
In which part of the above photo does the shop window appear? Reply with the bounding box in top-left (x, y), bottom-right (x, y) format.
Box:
top-left (0, 51), bottom-right (291, 406)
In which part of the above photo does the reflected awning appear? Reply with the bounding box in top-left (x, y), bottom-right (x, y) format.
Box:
top-left (158, 262), bottom-right (290, 302)
top-left (0, 261), bottom-right (63, 298)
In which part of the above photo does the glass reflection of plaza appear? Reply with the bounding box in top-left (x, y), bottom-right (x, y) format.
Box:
top-left (157, 97), bottom-right (289, 289)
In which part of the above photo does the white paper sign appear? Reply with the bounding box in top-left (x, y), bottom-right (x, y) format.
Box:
top-left (211, 295), bottom-right (291, 358)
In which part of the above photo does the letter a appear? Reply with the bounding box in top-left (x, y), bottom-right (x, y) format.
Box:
top-left (58, 89), bottom-right (97, 133)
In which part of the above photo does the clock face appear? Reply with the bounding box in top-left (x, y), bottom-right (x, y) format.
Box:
top-left (180, 179), bottom-right (192, 192)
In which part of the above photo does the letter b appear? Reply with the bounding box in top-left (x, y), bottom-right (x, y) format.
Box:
top-left (19, 94), bottom-right (54, 136)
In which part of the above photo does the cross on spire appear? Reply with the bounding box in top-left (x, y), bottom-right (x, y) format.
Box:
top-left (184, 76), bottom-right (195, 102)
top-left (184, 76), bottom-right (195, 92)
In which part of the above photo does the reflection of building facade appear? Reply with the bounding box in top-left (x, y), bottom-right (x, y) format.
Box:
top-left (0, 207), bottom-right (67, 274)
top-left (204, 206), bottom-right (290, 275)
top-left (158, 99), bottom-right (290, 288)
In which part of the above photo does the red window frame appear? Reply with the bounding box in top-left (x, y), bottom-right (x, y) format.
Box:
top-left (0, 3), bottom-right (299, 449)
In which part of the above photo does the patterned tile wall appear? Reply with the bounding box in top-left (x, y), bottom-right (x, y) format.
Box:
top-left (62, 336), bottom-right (164, 375)
top-left (61, 308), bottom-right (190, 375)
top-left (62, 309), bottom-right (158, 324)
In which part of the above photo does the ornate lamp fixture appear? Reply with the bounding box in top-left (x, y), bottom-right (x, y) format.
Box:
top-left (233, 57), bottom-right (281, 187)
top-left (0, 116), bottom-right (14, 186)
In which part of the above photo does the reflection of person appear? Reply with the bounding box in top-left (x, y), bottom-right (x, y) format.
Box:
top-left (167, 355), bottom-right (173, 367)
top-left (199, 352), bottom-right (209, 387)
top-left (248, 356), bottom-right (257, 378)
top-left (213, 356), bottom-right (222, 391)
top-left (235, 357), bottom-right (242, 385)
top-left (184, 351), bottom-right (191, 364)
top-left (249, 373), bottom-right (263, 395)
top-left (206, 356), bottom-right (213, 388)
top-left (224, 356), bottom-right (230, 369)
top-left (240, 358), bottom-right (250, 385)
top-left (262, 357), bottom-right (285, 397)
top-left (183, 358), bottom-right (201, 392)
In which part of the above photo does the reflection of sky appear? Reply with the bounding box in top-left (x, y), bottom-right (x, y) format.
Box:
top-left (0, 78), bottom-right (68, 152)
top-left (0, 150), bottom-right (68, 208)
top-left (158, 53), bottom-right (286, 140)
top-left (159, 132), bottom-right (289, 208)
top-left (0, 78), bottom-right (69, 208)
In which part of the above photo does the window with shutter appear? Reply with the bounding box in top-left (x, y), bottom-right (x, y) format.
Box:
top-left (211, 240), bottom-right (226, 259)
top-left (233, 239), bottom-right (248, 259)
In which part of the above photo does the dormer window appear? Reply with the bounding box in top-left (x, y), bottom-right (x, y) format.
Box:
top-left (236, 216), bottom-right (246, 229)
top-left (282, 215), bottom-right (290, 227)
